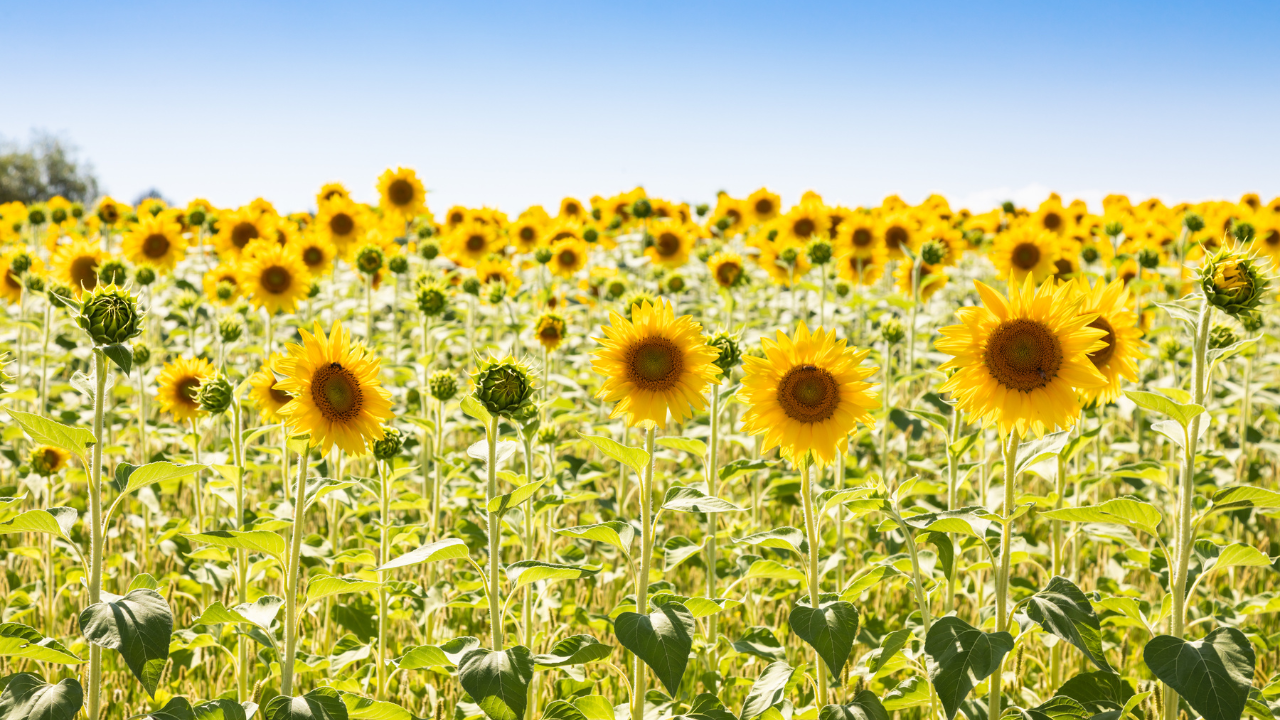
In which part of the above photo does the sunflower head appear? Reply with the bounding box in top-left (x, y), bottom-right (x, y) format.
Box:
top-left (472, 356), bottom-right (538, 420)
top-left (708, 331), bottom-right (742, 375)
top-left (356, 244), bottom-right (385, 275)
top-left (1201, 248), bottom-right (1269, 319)
top-left (29, 445), bottom-right (71, 477)
top-left (429, 370), bottom-right (458, 403)
top-left (416, 281), bottom-right (450, 318)
top-left (197, 374), bottom-right (235, 415)
top-left (76, 284), bottom-right (144, 347)
top-left (157, 356), bottom-right (217, 423)
top-left (535, 313), bottom-right (568, 351)
top-left (706, 252), bottom-right (746, 289)
top-left (378, 167), bottom-right (427, 217)
top-left (372, 426), bottom-right (404, 462)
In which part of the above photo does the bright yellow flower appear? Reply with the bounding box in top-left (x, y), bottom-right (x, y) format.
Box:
top-left (122, 214), bottom-right (186, 273)
top-left (157, 357), bottom-right (216, 423)
top-left (238, 243), bottom-right (312, 316)
top-left (214, 207), bottom-right (274, 261)
top-left (378, 167), bottom-right (426, 218)
top-left (248, 353), bottom-right (294, 423)
top-left (1072, 277), bottom-right (1145, 406)
top-left (746, 188), bottom-right (782, 224)
top-left (315, 196), bottom-right (366, 258)
top-left (645, 223), bottom-right (694, 269)
top-left (51, 236), bottom-right (105, 297)
top-left (991, 225), bottom-right (1060, 285)
top-left (445, 220), bottom-right (500, 268)
top-left (549, 238), bottom-right (590, 278)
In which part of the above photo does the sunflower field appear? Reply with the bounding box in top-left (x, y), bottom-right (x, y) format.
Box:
top-left (0, 174), bottom-right (1277, 720)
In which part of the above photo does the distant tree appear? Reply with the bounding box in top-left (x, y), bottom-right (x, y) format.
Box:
top-left (0, 131), bottom-right (100, 205)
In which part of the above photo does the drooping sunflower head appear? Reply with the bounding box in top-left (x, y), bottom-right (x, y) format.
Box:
top-left (122, 214), bottom-right (186, 273)
top-left (275, 320), bottom-right (395, 457)
top-left (51, 236), bottom-right (106, 297)
top-left (378, 167), bottom-right (426, 217)
top-left (591, 299), bottom-right (721, 428)
top-left (991, 225), bottom-right (1060, 285)
top-left (29, 445), bottom-right (71, 477)
top-left (738, 322), bottom-right (879, 466)
top-left (644, 223), bottom-right (694, 269)
top-left (1071, 277), bottom-right (1145, 405)
top-left (549, 238), bottom-right (590, 279)
top-left (238, 243), bottom-right (311, 316)
top-left (937, 277), bottom-right (1109, 437)
top-left (706, 251), bottom-right (747, 289)
top-left (248, 353), bottom-right (294, 423)
top-left (156, 356), bottom-right (217, 423)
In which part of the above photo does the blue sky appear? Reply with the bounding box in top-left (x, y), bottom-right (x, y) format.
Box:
top-left (5, 0), bottom-right (1279, 215)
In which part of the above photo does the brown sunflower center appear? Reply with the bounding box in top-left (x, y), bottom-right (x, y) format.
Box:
top-left (466, 234), bottom-right (486, 252)
top-left (793, 218), bottom-right (816, 238)
top-left (984, 318), bottom-right (1063, 392)
top-left (1012, 242), bottom-right (1041, 270)
top-left (312, 362), bottom-right (364, 421)
top-left (232, 222), bottom-right (259, 249)
top-left (269, 381), bottom-right (293, 406)
top-left (885, 226), bottom-right (907, 250)
top-left (852, 228), bottom-right (873, 247)
top-left (564, 202), bottom-right (580, 216)
top-left (329, 213), bottom-right (354, 237)
top-left (519, 226), bottom-right (536, 242)
top-left (303, 247), bottom-right (324, 266)
top-left (1086, 316), bottom-right (1117, 369)
top-left (71, 256), bottom-right (99, 290)
top-left (143, 233), bottom-right (170, 258)
top-left (777, 364), bottom-right (840, 423)
top-left (557, 249), bottom-right (577, 267)
top-left (626, 337), bottom-right (684, 390)
top-left (5, 269), bottom-right (20, 290)
top-left (1054, 259), bottom-right (1074, 276)
top-left (715, 261), bottom-right (741, 287)
top-left (1265, 229), bottom-right (1280, 247)
top-left (540, 325), bottom-right (562, 341)
top-left (1042, 212), bottom-right (1062, 231)
top-left (178, 377), bottom-right (201, 406)
top-left (754, 198), bottom-right (774, 216)
top-left (387, 178), bottom-right (415, 206)
top-left (262, 266), bottom-right (293, 294)
top-left (656, 232), bottom-right (680, 257)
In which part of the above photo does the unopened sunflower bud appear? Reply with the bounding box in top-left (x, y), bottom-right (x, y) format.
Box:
top-left (485, 280), bottom-right (508, 304)
top-left (631, 198), bottom-right (653, 219)
top-left (1159, 337), bottom-right (1181, 363)
top-left (583, 227), bottom-right (599, 244)
top-left (177, 289), bottom-right (201, 312)
top-left (880, 316), bottom-right (906, 345)
top-left (807, 239), bottom-right (834, 265)
top-left (714, 217), bottom-right (731, 232)
top-left (214, 281), bottom-right (235, 302)
top-left (622, 291), bottom-right (657, 319)
top-left (1208, 324), bottom-right (1238, 350)
top-left (135, 266), bottom-right (156, 286)
top-left (24, 275), bottom-right (44, 293)
top-left (187, 208), bottom-right (206, 227)
top-left (536, 424), bottom-right (559, 446)
top-left (47, 284), bottom-right (75, 310)
top-left (461, 276), bottom-right (481, 296)
top-left (98, 259), bottom-right (128, 286)
top-left (132, 341), bottom-right (151, 366)
top-left (472, 356), bottom-right (537, 420)
top-left (1081, 246), bottom-right (1099, 264)
top-left (666, 274), bottom-right (687, 293)
top-left (70, 204), bottom-right (84, 219)
top-left (356, 244), bottom-right (384, 275)
top-left (695, 204), bottom-right (710, 217)
top-left (308, 281), bottom-right (321, 299)
top-left (389, 255), bottom-right (409, 275)
top-left (606, 278), bottom-right (628, 300)
top-left (9, 252), bottom-right (32, 276)
top-left (428, 370), bottom-right (458, 403)
top-left (1137, 248), bottom-right (1160, 270)
top-left (920, 240), bottom-right (947, 266)
top-left (76, 284), bottom-right (144, 346)
top-left (834, 279), bottom-right (852, 298)
top-left (778, 246), bottom-right (798, 265)
top-left (417, 282), bottom-right (449, 317)
top-left (766, 229), bottom-right (779, 242)
top-left (419, 239), bottom-right (440, 260)
top-left (372, 426), bottom-right (404, 461)
top-left (708, 331), bottom-right (741, 375)
top-left (1183, 212), bottom-right (1205, 234)
top-left (27, 208), bottom-right (46, 225)
top-left (1201, 249), bottom-right (1268, 318)
top-left (1232, 222), bottom-right (1255, 245)
top-left (51, 207), bottom-right (68, 224)
top-left (219, 315), bottom-right (245, 344)
top-left (534, 247), bottom-right (553, 264)
top-left (196, 374), bottom-right (234, 415)
top-left (1104, 221), bottom-right (1124, 238)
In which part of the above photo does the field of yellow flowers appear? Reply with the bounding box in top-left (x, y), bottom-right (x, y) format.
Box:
top-left (0, 172), bottom-right (1276, 720)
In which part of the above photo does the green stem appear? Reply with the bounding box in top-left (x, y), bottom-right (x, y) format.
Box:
top-left (486, 414), bottom-right (503, 650)
top-left (280, 440), bottom-right (310, 697)
top-left (799, 458), bottom-right (829, 707)
top-left (705, 390), bottom-right (721, 677)
top-left (87, 348), bottom-right (107, 720)
top-left (632, 425), bottom-right (657, 720)
top-left (988, 429), bottom-right (1020, 720)
top-left (377, 459), bottom-right (391, 698)
top-left (233, 400), bottom-right (248, 703)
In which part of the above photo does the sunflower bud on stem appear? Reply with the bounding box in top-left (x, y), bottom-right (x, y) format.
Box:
top-left (76, 284), bottom-right (144, 348)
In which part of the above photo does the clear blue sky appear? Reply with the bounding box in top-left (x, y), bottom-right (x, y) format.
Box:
top-left (6, 1), bottom-right (1279, 215)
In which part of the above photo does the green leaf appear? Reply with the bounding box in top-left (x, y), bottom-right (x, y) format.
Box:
top-left (0, 673), bottom-right (84, 720)
top-left (949, 431), bottom-right (981, 459)
top-left (487, 479), bottom-right (548, 515)
top-left (458, 646), bottom-right (535, 720)
top-left (1003, 696), bottom-right (1090, 720)
top-left (578, 433), bottom-right (649, 476)
top-left (720, 459), bottom-right (771, 483)
top-left (378, 538), bottom-right (468, 571)
top-left (554, 522), bottom-right (634, 557)
top-left (924, 616), bottom-right (1015, 720)
top-left (148, 697), bottom-right (195, 720)
top-left (113, 461), bottom-right (208, 495)
top-left (1143, 628), bottom-right (1255, 720)
top-left (788, 600), bottom-right (859, 680)
top-left (193, 699), bottom-right (249, 720)
top-left (339, 693), bottom-right (413, 720)
top-left (103, 344), bottom-right (133, 374)
top-left (397, 637), bottom-right (480, 669)
top-left (306, 577), bottom-right (383, 604)
top-left (656, 437), bottom-right (707, 457)
top-left (194, 596), bottom-right (284, 630)
top-left (743, 560), bottom-right (806, 584)
top-left (734, 527), bottom-right (807, 554)
top-left (1023, 576), bottom-right (1112, 673)
top-left (840, 564), bottom-right (905, 601)
top-left (460, 395), bottom-right (493, 426)
top-left (1040, 497), bottom-right (1162, 536)
top-left (614, 603), bottom-right (695, 697)
top-left (263, 687), bottom-right (349, 720)
top-left (78, 588), bottom-right (173, 698)
top-left (505, 561), bottom-right (600, 590)
top-left (303, 478), bottom-right (362, 512)
top-left (1055, 671), bottom-right (1135, 713)
top-left (1207, 543), bottom-right (1272, 573)
top-left (540, 702), bottom-right (587, 720)
top-left (883, 677), bottom-right (931, 712)
top-left (185, 530), bottom-right (286, 561)
top-left (740, 661), bottom-right (794, 720)
top-left (1212, 486), bottom-right (1280, 511)
top-left (819, 690), bottom-right (891, 720)
top-left (662, 536), bottom-right (705, 572)
top-left (532, 635), bottom-right (612, 668)
top-left (661, 486), bottom-right (744, 514)
top-left (1123, 391), bottom-right (1205, 429)
top-left (0, 508), bottom-right (77, 540)
top-left (1014, 431), bottom-right (1072, 476)
top-left (732, 627), bottom-right (786, 663)
top-left (0, 623), bottom-right (83, 664)
top-left (867, 628), bottom-right (912, 675)
top-left (6, 409), bottom-right (96, 464)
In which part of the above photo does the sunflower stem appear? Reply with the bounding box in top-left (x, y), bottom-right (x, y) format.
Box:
top-left (87, 348), bottom-right (107, 720)
top-left (377, 458), bottom-right (391, 699)
top-left (987, 428), bottom-right (1020, 720)
top-left (799, 457), bottom-right (829, 708)
top-left (486, 413), bottom-right (503, 650)
top-left (280, 439), bottom-right (310, 697)
top-left (231, 399), bottom-right (249, 703)
top-left (705, 389), bottom-right (721, 682)
top-left (632, 424), bottom-right (657, 720)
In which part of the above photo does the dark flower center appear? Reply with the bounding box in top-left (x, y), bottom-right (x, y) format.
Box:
top-left (1012, 242), bottom-right (1041, 270)
top-left (387, 179), bottom-right (415, 206)
top-left (715, 261), bottom-right (741, 287)
top-left (143, 233), bottom-right (170, 258)
top-left (656, 232), bottom-right (680, 257)
top-left (984, 319), bottom-right (1063, 392)
top-left (777, 364), bottom-right (839, 423)
top-left (885, 226), bottom-right (907, 250)
top-left (1042, 212), bottom-right (1062, 231)
top-left (1087, 316), bottom-right (1116, 369)
top-left (312, 362), bottom-right (363, 420)
top-left (852, 228), bottom-right (872, 247)
top-left (71, 256), bottom-right (99, 290)
top-left (755, 198), bottom-right (774, 216)
top-left (231, 222), bottom-right (259, 249)
top-left (262, 266), bottom-right (292, 294)
top-left (793, 218), bottom-right (816, 238)
top-left (626, 337), bottom-right (684, 390)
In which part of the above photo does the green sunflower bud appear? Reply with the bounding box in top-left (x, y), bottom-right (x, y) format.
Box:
top-left (417, 283), bottom-right (449, 317)
top-left (215, 281), bottom-right (235, 302)
top-left (70, 204), bottom-right (84, 219)
top-left (1081, 246), bottom-right (1099, 264)
top-left (177, 289), bottom-right (201, 312)
top-left (1232, 221), bottom-right (1256, 245)
top-left (622, 291), bottom-right (657, 320)
top-left (708, 331), bottom-right (741, 375)
top-left (536, 423), bottom-right (559, 446)
top-left (665, 274), bottom-right (687, 294)
top-left (417, 224), bottom-right (435, 239)
top-left (134, 266), bottom-right (157, 286)
top-left (806, 239), bottom-right (834, 265)
top-left (714, 217), bottom-right (731, 232)
top-left (834, 279), bottom-right (852, 298)
top-left (631, 198), bottom-right (653, 219)
top-left (372, 426), bottom-right (404, 461)
top-left (920, 240), bottom-right (947, 266)
top-left (778, 247), bottom-right (798, 265)
top-left (196, 374), bottom-right (234, 415)
top-left (485, 279), bottom-right (508, 304)
top-left (419, 240), bottom-right (440, 260)
top-left (1158, 337), bottom-right (1181, 363)
top-left (132, 341), bottom-right (152, 367)
top-left (308, 281), bottom-right (321, 299)
top-left (1201, 249), bottom-right (1269, 318)
top-left (766, 229), bottom-right (779, 242)
top-left (605, 278), bottom-right (628, 300)
top-left (356, 244), bottom-right (384, 275)
top-left (880, 316), bottom-right (906, 345)
top-left (47, 284), bottom-right (75, 310)
top-left (51, 208), bottom-right (68, 224)
top-left (428, 370), bottom-right (458, 403)
top-left (27, 208), bottom-right (46, 225)
top-left (24, 275), bottom-right (44, 293)
top-left (1104, 221), bottom-right (1124, 238)
top-left (472, 356), bottom-right (537, 420)
top-left (187, 209), bottom-right (206, 227)
top-left (695, 204), bottom-right (710, 217)
top-left (389, 255), bottom-right (409, 275)
top-left (1183, 212), bottom-right (1205, 234)
top-left (461, 277), bottom-right (481, 296)
top-left (219, 315), bottom-right (245, 344)
top-left (583, 227), bottom-right (599, 244)
top-left (1208, 324), bottom-right (1238, 350)
top-left (9, 252), bottom-right (32, 276)
top-left (1137, 248), bottom-right (1160, 270)
top-left (98, 258), bottom-right (128, 286)
top-left (76, 284), bottom-right (144, 347)
top-left (534, 247), bottom-right (553, 265)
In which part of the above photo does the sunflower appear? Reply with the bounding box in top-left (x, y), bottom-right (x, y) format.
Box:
top-left (753, 238), bottom-right (811, 287)
top-left (706, 251), bottom-right (747, 289)
top-left (558, 197), bottom-right (585, 220)
top-left (746, 188), bottom-right (782, 224)
top-left (591, 299), bottom-right (720, 428)
top-left (1250, 214), bottom-right (1280, 268)
top-left (238, 243), bottom-right (312, 316)
top-left (509, 216), bottom-right (545, 253)
top-left (534, 313), bottom-right (568, 351)
top-left (214, 208), bottom-right (273, 260)
top-left (317, 182), bottom-right (349, 206)
top-left (779, 202), bottom-right (827, 244)
top-left (645, 223), bottom-right (694, 269)
top-left (444, 205), bottom-right (470, 228)
top-left (95, 197), bottom-right (127, 225)
top-left (936, 277), bottom-right (1108, 437)
top-left (835, 214), bottom-right (880, 261)
top-left (1032, 203), bottom-right (1069, 234)
top-left (315, 197), bottom-right (366, 257)
top-left (0, 248), bottom-right (42, 305)
top-left (122, 214), bottom-right (186, 272)
top-left (29, 445), bottom-right (72, 476)
top-left (549, 238), bottom-right (590, 278)
top-left (204, 264), bottom-right (242, 305)
top-left (157, 356), bottom-right (216, 423)
top-left (877, 213), bottom-right (916, 260)
top-left (248, 353), bottom-right (295, 423)
top-left (837, 246), bottom-right (887, 286)
top-left (894, 259), bottom-right (948, 301)
top-left (296, 232), bottom-right (337, 276)
top-left (1072, 277), bottom-right (1144, 406)
top-left (712, 194), bottom-right (746, 235)
top-left (378, 167), bottom-right (426, 218)
top-left (51, 236), bottom-right (105, 296)
top-left (918, 225), bottom-right (965, 265)
top-left (475, 257), bottom-right (522, 294)
top-left (275, 320), bottom-right (394, 457)
top-left (991, 226), bottom-right (1060, 285)
top-left (738, 322), bottom-right (879, 466)
top-left (444, 220), bottom-right (500, 268)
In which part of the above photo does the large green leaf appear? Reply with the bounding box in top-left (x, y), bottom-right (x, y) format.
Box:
top-left (540, 701), bottom-right (587, 720)
top-left (883, 677), bottom-right (931, 712)
top-left (1123, 391), bottom-right (1204, 428)
top-left (656, 437), bottom-right (707, 457)
top-left (378, 538), bottom-right (468, 571)
top-left (578, 433), bottom-right (649, 476)
top-left (1023, 576), bottom-right (1112, 673)
top-left (263, 687), bottom-right (349, 720)
top-left (614, 603), bottom-right (695, 697)
top-left (1143, 628), bottom-right (1255, 720)
top-left (193, 699), bottom-right (249, 720)
top-left (1002, 696), bottom-right (1090, 720)
top-left (0, 623), bottom-right (83, 664)
top-left (147, 697), bottom-right (195, 720)
top-left (661, 486), bottom-right (743, 514)
top-left (78, 588), bottom-right (173, 697)
top-left (1014, 431), bottom-right (1072, 476)
top-left (739, 661), bottom-right (793, 720)
top-left (924, 616), bottom-right (1015, 720)
top-left (458, 645), bottom-right (535, 720)
top-left (0, 508), bottom-right (77, 541)
top-left (194, 596), bottom-right (284, 630)
top-left (788, 600), bottom-right (859, 680)
top-left (338, 693), bottom-right (413, 720)
top-left (0, 673), bottom-right (84, 720)
top-left (306, 577), bottom-right (383, 604)
top-left (732, 627), bottom-right (786, 663)
top-left (867, 628), bottom-right (912, 675)
top-left (1210, 486), bottom-right (1280, 511)
top-left (7, 409), bottom-right (96, 464)
top-left (819, 691), bottom-right (891, 720)
top-left (505, 561), bottom-right (600, 590)
top-left (112, 461), bottom-right (208, 495)
top-left (1055, 672), bottom-right (1134, 713)
top-left (532, 635), bottom-right (612, 668)
top-left (554, 522), bottom-right (635, 556)
top-left (487, 479), bottom-right (548, 515)
top-left (184, 530), bottom-right (286, 561)
top-left (734, 527), bottom-right (807, 554)
top-left (1039, 497), bottom-right (1162, 536)
top-left (396, 637), bottom-right (481, 669)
